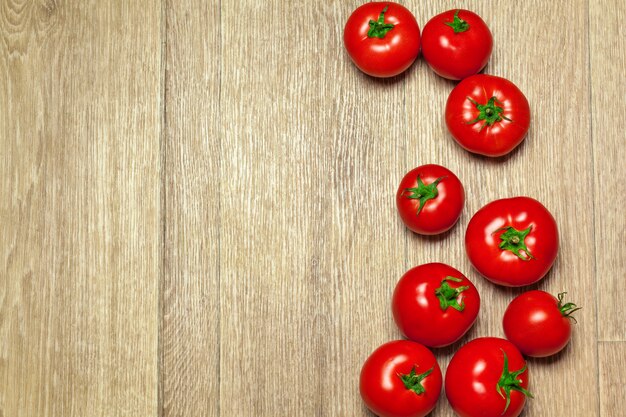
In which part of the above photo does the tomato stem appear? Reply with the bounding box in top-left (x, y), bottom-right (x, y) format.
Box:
top-left (557, 292), bottom-right (582, 323)
top-left (466, 96), bottom-right (512, 130)
top-left (434, 276), bottom-right (470, 312)
top-left (494, 226), bottom-right (535, 261)
top-left (367, 5), bottom-right (395, 39)
top-left (397, 366), bottom-right (433, 395)
top-left (403, 176), bottom-right (445, 215)
top-left (445, 9), bottom-right (470, 33)
top-left (496, 350), bottom-right (533, 413)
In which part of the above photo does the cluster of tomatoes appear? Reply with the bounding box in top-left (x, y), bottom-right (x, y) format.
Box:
top-left (344, 3), bottom-right (581, 417)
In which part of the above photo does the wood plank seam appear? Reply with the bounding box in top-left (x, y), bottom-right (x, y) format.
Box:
top-left (586, 0), bottom-right (602, 415)
top-left (217, 1), bottom-right (223, 417)
top-left (159, 0), bottom-right (168, 416)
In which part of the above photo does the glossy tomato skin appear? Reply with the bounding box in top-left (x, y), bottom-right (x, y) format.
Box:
top-left (422, 9), bottom-right (493, 80)
top-left (396, 164), bottom-right (465, 235)
top-left (465, 197), bottom-right (558, 287)
top-left (446, 338), bottom-right (530, 417)
top-left (446, 75), bottom-right (530, 157)
top-left (360, 340), bottom-right (442, 417)
top-left (392, 263), bottom-right (480, 347)
top-left (344, 2), bottom-right (420, 78)
top-left (503, 290), bottom-right (576, 357)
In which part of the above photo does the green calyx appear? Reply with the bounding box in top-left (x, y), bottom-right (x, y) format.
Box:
top-left (434, 276), bottom-right (470, 312)
top-left (497, 350), bottom-right (534, 414)
top-left (466, 96), bottom-right (512, 130)
top-left (368, 5), bottom-right (395, 39)
top-left (403, 176), bottom-right (444, 215)
top-left (495, 226), bottom-right (535, 261)
top-left (557, 292), bottom-right (582, 323)
top-left (445, 9), bottom-right (470, 33)
top-left (397, 366), bottom-right (433, 395)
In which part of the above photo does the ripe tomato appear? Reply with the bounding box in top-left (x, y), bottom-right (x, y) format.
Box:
top-left (445, 74), bottom-right (530, 157)
top-left (396, 164), bottom-right (464, 235)
top-left (344, 2), bottom-right (420, 78)
top-left (445, 337), bottom-right (532, 417)
top-left (421, 9), bottom-right (493, 80)
top-left (465, 197), bottom-right (558, 287)
top-left (360, 340), bottom-right (442, 417)
top-left (392, 263), bottom-right (480, 347)
top-left (503, 290), bottom-right (581, 357)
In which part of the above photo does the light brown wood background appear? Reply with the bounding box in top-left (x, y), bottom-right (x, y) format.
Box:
top-left (1, 0), bottom-right (624, 416)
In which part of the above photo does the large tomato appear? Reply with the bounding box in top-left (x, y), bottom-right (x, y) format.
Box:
top-left (360, 340), bottom-right (442, 417)
top-left (445, 337), bottom-right (532, 417)
top-left (344, 2), bottom-right (420, 78)
top-left (396, 164), bottom-right (464, 235)
top-left (421, 9), bottom-right (493, 80)
top-left (445, 74), bottom-right (530, 157)
top-left (503, 290), bottom-right (581, 357)
top-left (392, 263), bottom-right (479, 347)
top-left (465, 197), bottom-right (559, 287)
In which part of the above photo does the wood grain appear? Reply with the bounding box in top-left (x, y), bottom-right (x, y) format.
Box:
top-left (161, 1), bottom-right (221, 416)
top-left (0, 1), bottom-right (161, 416)
top-left (599, 342), bottom-right (625, 416)
top-left (217, 1), bottom-right (405, 414)
top-left (1, 0), bottom-right (623, 416)
top-left (590, 0), bottom-right (626, 342)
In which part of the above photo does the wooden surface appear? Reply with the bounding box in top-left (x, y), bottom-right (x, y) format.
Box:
top-left (590, 0), bottom-right (626, 342)
top-left (1, 1), bottom-right (624, 416)
top-left (598, 342), bottom-right (625, 416)
top-left (0, 1), bottom-right (161, 416)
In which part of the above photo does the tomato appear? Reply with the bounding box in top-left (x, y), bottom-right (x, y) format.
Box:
top-left (465, 197), bottom-right (558, 287)
top-left (421, 9), bottom-right (493, 80)
top-left (344, 2), bottom-right (420, 78)
top-left (503, 290), bottom-right (581, 357)
top-left (396, 164), bottom-right (464, 235)
top-left (392, 263), bottom-right (480, 347)
top-left (445, 337), bottom-right (532, 417)
top-left (360, 340), bottom-right (442, 417)
top-left (445, 74), bottom-right (530, 157)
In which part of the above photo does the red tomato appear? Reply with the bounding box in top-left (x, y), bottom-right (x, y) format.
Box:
top-left (445, 337), bottom-right (533, 417)
top-left (465, 197), bottom-right (559, 287)
top-left (396, 164), bottom-right (464, 235)
top-left (360, 340), bottom-right (442, 417)
top-left (421, 9), bottom-right (493, 80)
top-left (392, 263), bottom-right (480, 347)
top-left (344, 2), bottom-right (420, 78)
top-left (445, 74), bottom-right (530, 157)
top-left (503, 290), bottom-right (581, 357)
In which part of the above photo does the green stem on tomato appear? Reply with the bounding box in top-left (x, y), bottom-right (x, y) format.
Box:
top-left (403, 176), bottom-right (445, 215)
top-left (496, 350), bottom-right (533, 414)
top-left (367, 5), bottom-right (395, 39)
top-left (445, 9), bottom-right (470, 33)
top-left (434, 276), bottom-right (470, 312)
top-left (397, 366), bottom-right (433, 395)
top-left (494, 226), bottom-right (535, 261)
top-left (466, 96), bottom-right (512, 130)
top-left (557, 292), bottom-right (582, 323)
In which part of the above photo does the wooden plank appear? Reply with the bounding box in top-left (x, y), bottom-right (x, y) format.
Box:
top-left (590, 0), bottom-right (626, 342)
top-left (161, 1), bottom-right (221, 416)
top-left (218, 0), bottom-right (406, 415)
top-left (0, 2), bottom-right (161, 416)
top-left (405, 1), bottom-right (596, 416)
top-left (599, 342), bottom-right (625, 416)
